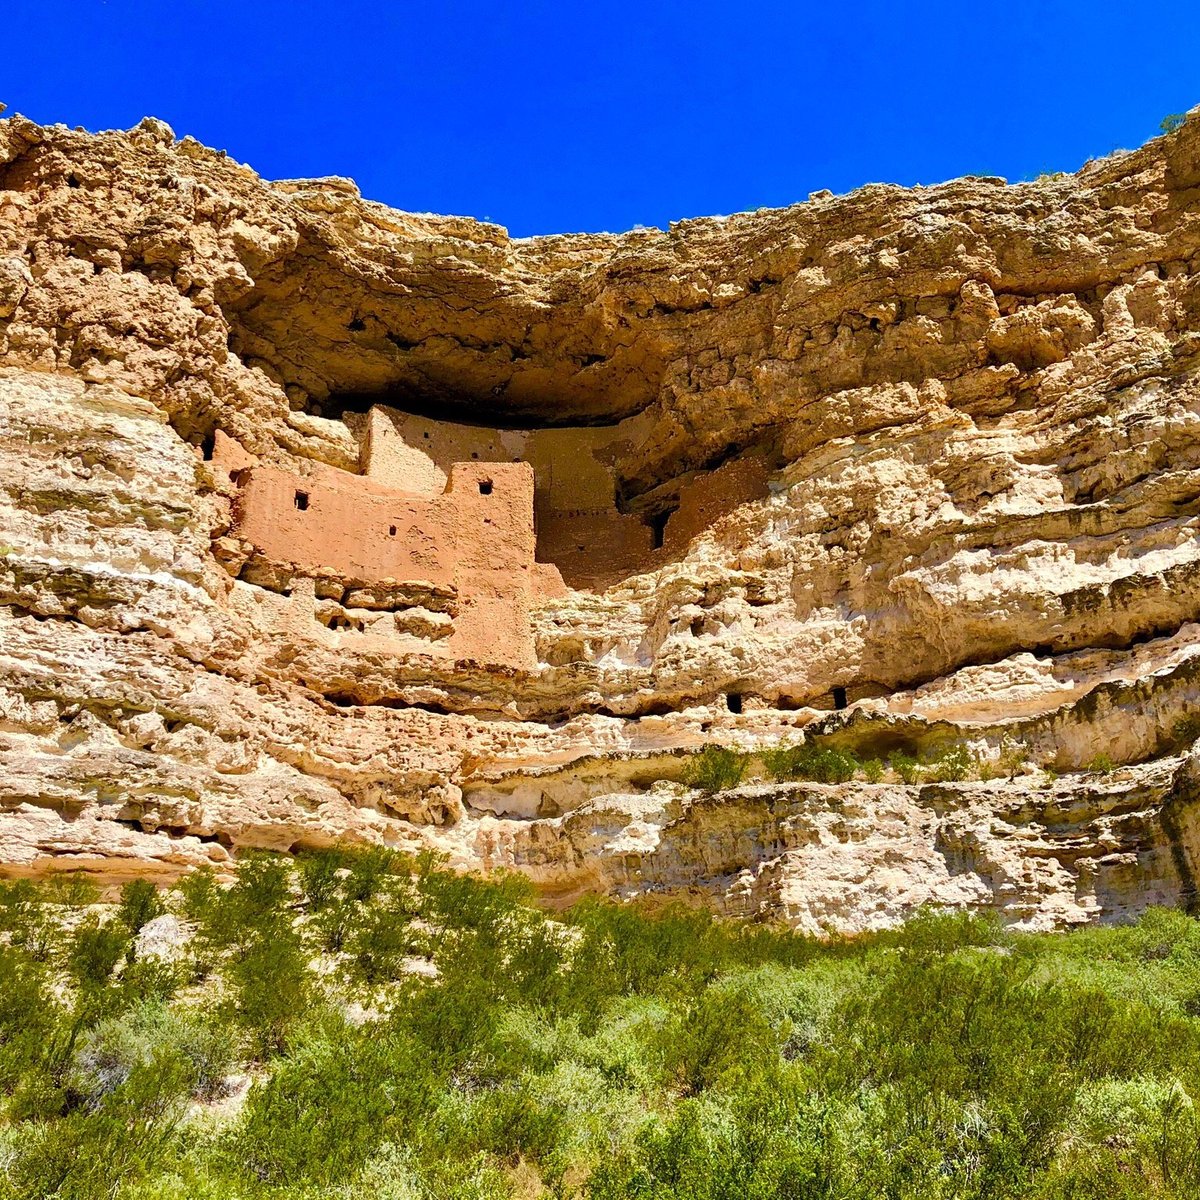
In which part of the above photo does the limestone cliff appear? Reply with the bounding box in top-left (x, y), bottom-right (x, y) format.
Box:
top-left (5, 108), bottom-right (1200, 932)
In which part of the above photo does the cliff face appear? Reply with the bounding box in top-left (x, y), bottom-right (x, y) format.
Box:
top-left (5, 109), bottom-right (1200, 932)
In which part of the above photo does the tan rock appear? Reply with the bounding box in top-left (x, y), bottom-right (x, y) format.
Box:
top-left (4, 109), bottom-right (1200, 930)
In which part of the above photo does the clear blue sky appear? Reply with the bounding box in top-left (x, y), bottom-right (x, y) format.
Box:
top-left (5, 1), bottom-right (1199, 237)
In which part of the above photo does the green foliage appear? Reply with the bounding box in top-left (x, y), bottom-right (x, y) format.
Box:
top-left (8, 856), bottom-right (1200, 1196)
top-left (0, 879), bottom-right (58, 961)
top-left (72, 1001), bottom-right (234, 1105)
top-left (1162, 112), bottom-right (1188, 134)
top-left (862, 756), bottom-right (885, 783)
top-left (118, 879), bottom-right (164, 935)
top-left (1089, 752), bottom-right (1116, 774)
top-left (231, 1013), bottom-right (423, 1187)
top-left (66, 917), bottom-right (129, 989)
top-left (890, 750), bottom-right (922, 783)
top-left (761, 740), bottom-right (859, 783)
top-left (682, 745), bottom-right (748, 793)
top-left (44, 873), bottom-right (100, 908)
top-left (926, 741), bottom-right (976, 782)
top-left (998, 735), bottom-right (1029, 780)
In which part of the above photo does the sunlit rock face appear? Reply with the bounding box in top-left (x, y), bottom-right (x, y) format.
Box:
top-left (5, 108), bottom-right (1200, 931)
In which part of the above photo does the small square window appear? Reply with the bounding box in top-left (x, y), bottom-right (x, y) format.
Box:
top-left (389, 525), bottom-right (397, 536)
top-left (294, 490), bottom-right (309, 511)
top-left (478, 480), bottom-right (493, 495)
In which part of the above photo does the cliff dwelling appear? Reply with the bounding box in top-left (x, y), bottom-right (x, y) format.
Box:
top-left (214, 403), bottom-right (775, 668)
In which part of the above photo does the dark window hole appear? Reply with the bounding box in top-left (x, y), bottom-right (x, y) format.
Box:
top-left (726, 692), bottom-right (743, 714)
top-left (833, 687), bottom-right (848, 710)
top-left (347, 316), bottom-right (366, 332)
top-left (646, 508), bottom-right (674, 550)
top-left (389, 525), bottom-right (397, 536)
top-left (294, 490), bottom-right (309, 511)
top-left (478, 480), bottom-right (493, 495)
top-left (199, 432), bottom-right (215, 461)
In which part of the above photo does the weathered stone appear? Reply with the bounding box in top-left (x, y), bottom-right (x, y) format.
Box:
top-left (3, 109), bottom-right (1200, 931)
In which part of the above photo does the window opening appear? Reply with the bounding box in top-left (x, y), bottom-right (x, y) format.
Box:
top-left (646, 509), bottom-right (673, 550)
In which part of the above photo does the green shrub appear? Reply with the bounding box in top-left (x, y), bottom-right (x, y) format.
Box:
top-left (72, 1001), bottom-right (234, 1106)
top-left (231, 1015), bottom-right (424, 1187)
top-left (296, 847), bottom-right (348, 910)
top-left (7, 852), bottom-right (1200, 1196)
top-left (0, 880), bottom-right (58, 961)
top-left (118, 880), bottom-right (164, 934)
top-left (997, 735), bottom-right (1028, 780)
top-left (761, 741), bottom-right (859, 783)
top-left (1162, 112), bottom-right (1188, 134)
top-left (682, 745), bottom-right (748, 793)
top-left (44, 874), bottom-right (100, 908)
top-left (1089, 752), bottom-right (1115, 774)
top-left (925, 742), bottom-right (975, 783)
top-left (66, 918), bottom-right (129, 989)
top-left (890, 752), bottom-right (922, 784)
top-left (348, 898), bottom-right (419, 983)
top-left (225, 927), bottom-right (309, 1057)
top-left (862, 757), bottom-right (884, 783)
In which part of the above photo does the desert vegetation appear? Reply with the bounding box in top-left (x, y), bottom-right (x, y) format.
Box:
top-left (3, 853), bottom-right (1200, 1197)
top-left (681, 733), bottom-right (1039, 793)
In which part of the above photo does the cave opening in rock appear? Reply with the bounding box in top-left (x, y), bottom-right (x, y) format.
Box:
top-left (833, 687), bottom-right (848, 710)
top-left (316, 387), bottom-right (628, 431)
top-left (646, 509), bottom-right (673, 551)
top-left (726, 692), bottom-right (744, 714)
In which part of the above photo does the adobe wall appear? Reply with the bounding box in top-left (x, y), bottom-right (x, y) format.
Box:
top-left (223, 437), bottom-right (541, 666)
top-left (665, 452), bottom-right (777, 555)
top-left (213, 412), bottom-right (775, 665)
top-left (363, 405), bottom-right (671, 587)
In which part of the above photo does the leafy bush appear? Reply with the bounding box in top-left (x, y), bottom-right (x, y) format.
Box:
top-left (232, 1014), bottom-right (429, 1187)
top-left (925, 742), bottom-right (976, 782)
top-left (682, 745), bottom-right (748, 793)
top-left (118, 880), bottom-right (164, 934)
top-left (6, 855), bottom-right (1200, 1196)
top-left (72, 1001), bottom-right (234, 1106)
top-left (761, 741), bottom-right (859, 783)
top-left (862, 757), bottom-right (884, 783)
top-left (998, 735), bottom-right (1029, 780)
top-left (1162, 112), bottom-right (1188, 134)
top-left (66, 918), bottom-right (129, 989)
top-left (890, 751), bottom-right (922, 784)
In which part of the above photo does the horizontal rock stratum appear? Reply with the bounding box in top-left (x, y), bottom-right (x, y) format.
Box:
top-left (5, 109), bottom-right (1200, 932)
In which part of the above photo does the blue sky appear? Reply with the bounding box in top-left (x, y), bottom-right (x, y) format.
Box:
top-left (5, 1), bottom-right (1199, 237)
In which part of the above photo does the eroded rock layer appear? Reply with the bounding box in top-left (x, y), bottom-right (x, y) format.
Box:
top-left (5, 109), bottom-right (1200, 931)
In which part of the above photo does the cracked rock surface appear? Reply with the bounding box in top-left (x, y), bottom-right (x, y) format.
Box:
top-left (5, 109), bottom-right (1200, 930)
